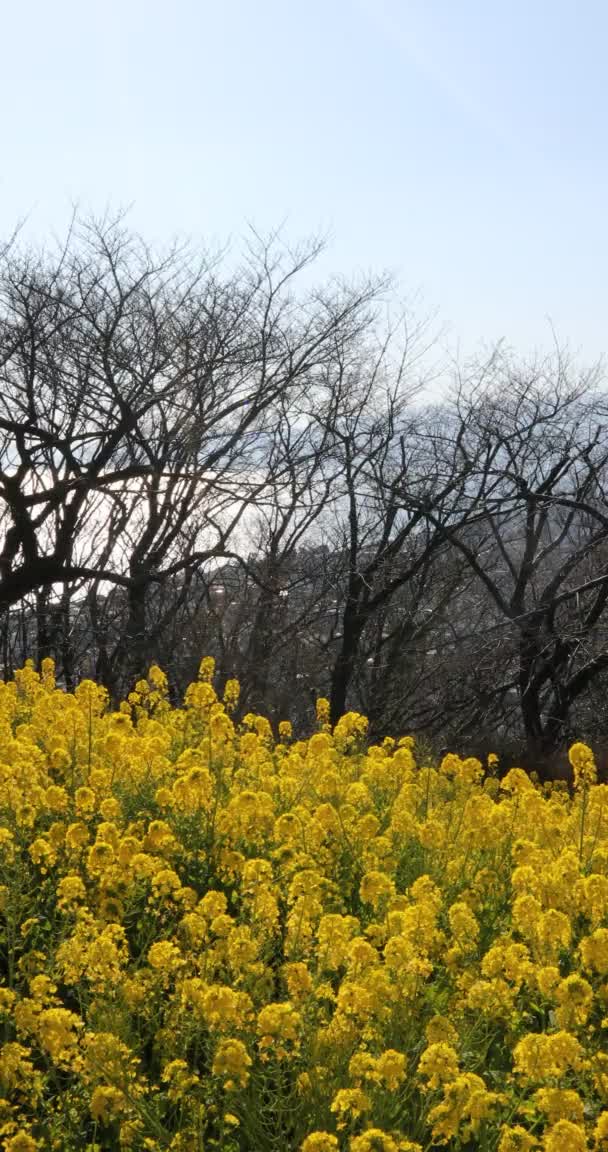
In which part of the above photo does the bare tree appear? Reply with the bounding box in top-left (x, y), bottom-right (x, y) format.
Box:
top-left (0, 217), bottom-right (383, 693)
top-left (316, 342), bottom-right (479, 726)
top-left (4, 215), bottom-right (608, 780)
top-left (425, 350), bottom-right (608, 771)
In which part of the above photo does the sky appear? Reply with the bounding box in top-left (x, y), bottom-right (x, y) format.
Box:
top-left (1, 0), bottom-right (607, 365)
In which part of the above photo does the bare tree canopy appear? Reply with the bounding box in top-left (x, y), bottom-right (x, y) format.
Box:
top-left (0, 217), bottom-right (385, 688)
top-left (1, 218), bottom-right (607, 778)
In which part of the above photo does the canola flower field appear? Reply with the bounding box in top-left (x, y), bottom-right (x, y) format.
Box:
top-left (0, 661), bottom-right (608, 1152)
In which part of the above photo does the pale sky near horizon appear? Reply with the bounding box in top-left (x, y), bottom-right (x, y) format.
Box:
top-left (2, 1), bottom-right (607, 367)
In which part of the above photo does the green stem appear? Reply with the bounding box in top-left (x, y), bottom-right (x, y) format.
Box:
top-left (578, 784), bottom-right (588, 865)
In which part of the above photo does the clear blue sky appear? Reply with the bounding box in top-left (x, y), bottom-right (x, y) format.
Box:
top-left (2, 1), bottom-right (607, 362)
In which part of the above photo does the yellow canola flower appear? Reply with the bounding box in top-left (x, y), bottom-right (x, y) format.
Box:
top-left (2, 664), bottom-right (608, 1150)
top-left (513, 1031), bottom-right (585, 1082)
top-left (579, 927), bottom-right (608, 975)
top-left (301, 1135), bottom-right (339, 1152)
top-left (568, 742), bottom-right (597, 789)
top-left (211, 1038), bottom-right (252, 1089)
top-left (315, 697), bottom-right (331, 725)
top-left (257, 1001), bottom-right (301, 1059)
top-left (4, 1135), bottom-right (40, 1152)
top-left (90, 1084), bottom-right (126, 1124)
top-left (349, 1131), bottom-right (412, 1152)
top-left (417, 1042), bottom-right (460, 1090)
top-left (497, 1126), bottom-right (538, 1152)
top-left (543, 1119), bottom-right (588, 1151)
top-left (534, 1087), bottom-right (584, 1124)
top-left (595, 1112), bottom-right (608, 1145)
top-left (330, 1087), bottom-right (371, 1128)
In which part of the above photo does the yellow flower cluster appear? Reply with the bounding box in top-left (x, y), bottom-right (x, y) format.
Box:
top-left (0, 659), bottom-right (607, 1151)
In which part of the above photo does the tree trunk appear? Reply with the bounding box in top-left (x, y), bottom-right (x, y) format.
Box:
top-left (125, 578), bottom-right (149, 691)
top-left (329, 601), bottom-right (363, 726)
